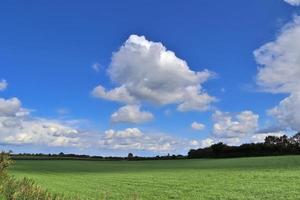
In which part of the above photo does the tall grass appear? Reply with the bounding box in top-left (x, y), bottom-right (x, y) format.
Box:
top-left (0, 152), bottom-right (76, 200)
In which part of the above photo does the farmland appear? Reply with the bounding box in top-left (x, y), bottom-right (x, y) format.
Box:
top-left (8, 155), bottom-right (300, 200)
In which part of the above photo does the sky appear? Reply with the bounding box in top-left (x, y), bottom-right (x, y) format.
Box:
top-left (0, 0), bottom-right (300, 156)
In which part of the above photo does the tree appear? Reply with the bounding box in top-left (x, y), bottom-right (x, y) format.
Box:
top-left (264, 136), bottom-right (278, 145)
top-left (127, 153), bottom-right (134, 160)
top-left (291, 132), bottom-right (300, 145)
top-left (211, 143), bottom-right (227, 152)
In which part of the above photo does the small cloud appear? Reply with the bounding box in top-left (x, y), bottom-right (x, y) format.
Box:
top-left (0, 97), bottom-right (22, 116)
top-left (92, 85), bottom-right (136, 104)
top-left (57, 108), bottom-right (70, 115)
top-left (91, 62), bottom-right (101, 72)
top-left (189, 138), bottom-right (214, 148)
top-left (111, 104), bottom-right (153, 124)
top-left (164, 109), bottom-right (172, 116)
top-left (191, 122), bottom-right (205, 131)
top-left (283, 0), bottom-right (300, 6)
top-left (0, 79), bottom-right (8, 91)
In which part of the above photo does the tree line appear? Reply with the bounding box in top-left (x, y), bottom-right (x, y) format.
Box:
top-left (188, 132), bottom-right (300, 159)
top-left (11, 152), bottom-right (186, 161)
top-left (7, 132), bottom-right (300, 160)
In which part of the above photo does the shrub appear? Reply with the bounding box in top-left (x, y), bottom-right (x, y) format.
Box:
top-left (0, 152), bottom-right (76, 200)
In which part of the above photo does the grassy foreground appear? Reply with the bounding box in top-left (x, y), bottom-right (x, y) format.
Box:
top-left (8, 156), bottom-right (300, 200)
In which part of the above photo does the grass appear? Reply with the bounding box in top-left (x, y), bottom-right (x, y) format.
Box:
top-left (8, 155), bottom-right (300, 200)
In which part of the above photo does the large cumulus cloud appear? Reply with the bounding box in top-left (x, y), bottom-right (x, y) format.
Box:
top-left (255, 16), bottom-right (300, 131)
top-left (93, 35), bottom-right (216, 112)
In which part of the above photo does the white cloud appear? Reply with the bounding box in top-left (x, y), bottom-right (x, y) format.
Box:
top-left (99, 128), bottom-right (194, 153)
top-left (190, 138), bottom-right (214, 148)
top-left (188, 110), bottom-right (259, 147)
top-left (189, 140), bottom-right (199, 146)
top-left (251, 132), bottom-right (285, 143)
top-left (92, 85), bottom-right (136, 104)
top-left (267, 93), bottom-right (300, 130)
top-left (2, 118), bottom-right (84, 147)
top-left (0, 95), bottom-right (204, 154)
top-left (93, 35), bottom-right (216, 112)
top-left (191, 121), bottom-right (205, 131)
top-left (164, 109), bottom-right (172, 116)
top-left (0, 94), bottom-right (202, 154)
top-left (255, 16), bottom-right (300, 131)
top-left (191, 137), bottom-right (242, 148)
top-left (212, 110), bottom-right (259, 139)
top-left (255, 16), bottom-right (300, 94)
top-left (176, 86), bottom-right (216, 112)
top-left (110, 104), bottom-right (153, 124)
top-left (201, 138), bottom-right (215, 147)
top-left (57, 108), bottom-right (70, 115)
top-left (104, 128), bottom-right (143, 139)
top-left (284, 0), bottom-right (300, 6)
top-left (98, 128), bottom-right (216, 153)
top-left (91, 62), bottom-right (101, 72)
top-left (200, 138), bottom-right (214, 147)
top-left (0, 93), bottom-right (213, 154)
top-left (0, 97), bottom-right (85, 148)
top-left (0, 80), bottom-right (7, 91)
top-left (0, 97), bottom-right (22, 116)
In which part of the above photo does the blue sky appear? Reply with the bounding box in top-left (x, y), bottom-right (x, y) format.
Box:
top-left (1, 0), bottom-right (300, 156)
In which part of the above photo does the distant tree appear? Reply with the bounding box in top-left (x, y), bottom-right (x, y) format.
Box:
top-left (280, 135), bottom-right (289, 147)
top-left (264, 136), bottom-right (279, 145)
top-left (127, 153), bottom-right (133, 160)
top-left (291, 132), bottom-right (300, 145)
top-left (211, 143), bottom-right (227, 153)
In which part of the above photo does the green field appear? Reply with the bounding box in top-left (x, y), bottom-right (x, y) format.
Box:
top-left (8, 156), bottom-right (300, 200)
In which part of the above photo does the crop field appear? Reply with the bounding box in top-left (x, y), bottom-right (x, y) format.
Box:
top-left (8, 156), bottom-right (300, 200)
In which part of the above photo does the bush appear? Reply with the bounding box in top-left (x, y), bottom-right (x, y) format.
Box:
top-left (0, 152), bottom-right (76, 200)
top-left (0, 152), bottom-right (13, 174)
